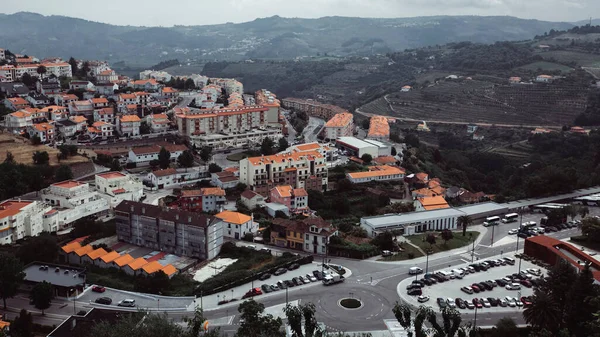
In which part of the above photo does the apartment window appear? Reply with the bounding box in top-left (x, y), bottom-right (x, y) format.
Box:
top-left (305, 234), bottom-right (309, 240)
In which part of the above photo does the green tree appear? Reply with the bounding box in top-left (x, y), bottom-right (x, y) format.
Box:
top-left (183, 306), bottom-right (222, 337)
top-left (391, 147), bottom-right (397, 156)
top-left (110, 159), bottom-right (122, 171)
top-left (491, 317), bottom-right (517, 337)
top-left (158, 147), bottom-right (171, 169)
top-left (208, 163), bottom-right (222, 173)
top-left (260, 138), bottom-right (275, 156)
top-left (236, 299), bottom-right (284, 337)
top-left (441, 229), bottom-right (453, 245)
top-left (199, 146), bottom-right (212, 162)
top-left (580, 217), bottom-right (600, 242)
top-left (30, 281), bottom-right (54, 315)
top-left (36, 65), bottom-right (47, 80)
top-left (11, 309), bottom-right (33, 337)
top-left (523, 289), bottom-right (561, 333)
top-left (21, 73), bottom-right (35, 87)
top-left (140, 121), bottom-right (151, 135)
top-left (4, 152), bottom-right (15, 164)
top-left (579, 206), bottom-right (590, 218)
top-left (371, 231), bottom-right (395, 251)
top-left (361, 154), bottom-right (372, 164)
top-left (0, 253), bottom-right (25, 309)
top-left (361, 119), bottom-right (370, 130)
top-left (54, 165), bottom-right (73, 182)
top-left (426, 233), bottom-right (436, 246)
top-left (17, 233), bottom-right (59, 264)
top-left (32, 151), bottom-right (49, 165)
top-left (457, 215), bottom-right (472, 237)
top-left (278, 138), bottom-right (289, 152)
top-left (405, 133), bottom-right (420, 148)
top-left (177, 150), bottom-right (195, 168)
top-left (68, 57), bottom-right (79, 75)
top-left (284, 302), bottom-right (324, 337)
top-left (564, 263), bottom-right (598, 337)
top-left (30, 135), bottom-right (42, 145)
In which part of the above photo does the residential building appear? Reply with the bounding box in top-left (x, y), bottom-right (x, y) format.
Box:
top-left (127, 144), bottom-right (188, 166)
top-left (69, 115), bottom-right (88, 132)
top-left (36, 77), bottom-right (61, 95)
top-left (25, 93), bottom-right (50, 107)
top-left (93, 107), bottom-right (115, 124)
top-left (0, 63), bottom-right (71, 82)
top-left (286, 142), bottom-right (336, 162)
top-left (140, 70), bottom-right (173, 82)
top-left (270, 217), bottom-right (336, 253)
top-left (88, 121), bottom-right (114, 139)
top-left (367, 115), bottom-right (390, 141)
top-left (41, 105), bottom-right (69, 121)
top-left (239, 151), bottom-right (328, 196)
top-left (302, 217), bottom-right (338, 254)
top-left (346, 165), bottom-right (405, 184)
top-left (4, 110), bottom-right (34, 130)
top-left (414, 195), bottom-right (450, 212)
top-left (40, 181), bottom-right (110, 227)
top-left (116, 115), bottom-right (141, 137)
top-left (281, 97), bottom-right (347, 120)
top-left (115, 201), bottom-right (223, 260)
top-left (123, 257), bottom-right (148, 276)
top-left (4, 97), bottom-right (30, 111)
top-left (401, 85), bottom-right (412, 92)
top-left (160, 86), bottom-right (178, 98)
top-left (118, 93), bottom-right (137, 110)
top-left (240, 190), bottom-right (265, 210)
top-left (70, 81), bottom-right (94, 91)
top-left (95, 83), bottom-right (119, 95)
top-left (536, 75), bottom-right (553, 83)
top-left (90, 97), bottom-right (109, 110)
top-left (81, 248), bottom-right (108, 266)
top-left (175, 188), bottom-right (226, 213)
top-left (131, 79), bottom-right (160, 91)
top-left (96, 69), bottom-right (118, 83)
top-left (28, 122), bottom-right (55, 143)
top-left (174, 105), bottom-right (283, 150)
top-left (146, 167), bottom-right (207, 189)
top-left (269, 185), bottom-right (309, 213)
top-left (509, 77), bottom-right (522, 84)
top-left (69, 100), bottom-right (94, 117)
top-left (215, 210), bottom-right (256, 240)
top-left (56, 94), bottom-right (78, 107)
top-left (95, 171), bottom-right (143, 207)
top-left (211, 170), bottom-right (240, 189)
top-left (55, 119), bottom-right (78, 137)
top-left (323, 112), bottom-right (354, 140)
top-left (146, 113), bottom-right (170, 133)
top-left (0, 82), bottom-right (29, 96)
top-left (0, 200), bottom-right (51, 244)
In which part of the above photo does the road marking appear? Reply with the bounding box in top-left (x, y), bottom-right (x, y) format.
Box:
top-left (460, 259), bottom-right (471, 263)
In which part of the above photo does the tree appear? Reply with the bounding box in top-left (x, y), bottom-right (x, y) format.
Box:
top-left (0, 253), bottom-right (25, 309)
top-left (393, 303), bottom-right (469, 337)
top-left (109, 159), bottom-right (122, 171)
top-left (284, 302), bottom-right (324, 337)
top-left (371, 231), bottom-right (395, 251)
top-left (177, 150), bottom-right (195, 168)
top-left (68, 57), bottom-right (79, 75)
top-left (17, 233), bottom-right (59, 264)
top-left (425, 233), bottom-right (437, 246)
top-left (55, 165), bottom-right (73, 182)
top-left (236, 299), bottom-right (285, 337)
top-left (208, 163), bottom-right (222, 173)
top-left (405, 133), bottom-right (420, 148)
top-left (36, 65), bottom-right (47, 80)
top-left (184, 78), bottom-right (195, 90)
top-left (4, 152), bottom-right (15, 164)
top-left (523, 289), bottom-right (561, 332)
top-left (30, 281), bottom-right (54, 315)
top-left (361, 154), bottom-right (372, 164)
top-left (149, 159), bottom-right (160, 169)
top-left (183, 307), bottom-right (222, 337)
top-left (260, 138), bottom-right (275, 156)
top-left (30, 135), bottom-right (42, 145)
top-left (564, 204), bottom-right (581, 221)
top-left (21, 73), bottom-right (35, 87)
top-left (199, 146), bottom-right (212, 162)
top-left (32, 151), bottom-right (49, 165)
top-left (440, 229), bottom-right (453, 245)
top-left (11, 309), bottom-right (33, 337)
top-left (580, 217), bottom-right (600, 242)
top-left (391, 147), bottom-right (397, 156)
top-left (158, 147), bottom-right (171, 169)
top-left (361, 119), bottom-right (370, 130)
top-left (457, 215), bottom-right (472, 237)
top-left (278, 137), bottom-right (289, 152)
top-left (491, 317), bottom-right (517, 337)
top-left (140, 121), bottom-right (151, 134)
top-left (579, 206), bottom-right (590, 218)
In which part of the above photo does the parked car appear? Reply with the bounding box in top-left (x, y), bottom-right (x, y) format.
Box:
top-left (466, 301), bottom-right (475, 309)
top-left (481, 298), bottom-right (491, 308)
top-left (306, 274), bottom-right (317, 282)
top-left (92, 286), bottom-right (106, 293)
top-left (495, 279), bottom-right (507, 287)
top-left (284, 280), bottom-right (295, 288)
top-left (293, 278), bottom-right (303, 286)
top-left (446, 298), bottom-right (456, 308)
top-left (407, 288), bottom-right (422, 296)
top-left (95, 297), bottom-right (112, 305)
top-left (527, 268), bottom-right (542, 276)
top-left (472, 298), bottom-right (482, 308)
top-left (313, 270), bottom-right (324, 280)
top-left (270, 284), bottom-right (280, 291)
top-left (418, 295), bottom-right (430, 303)
top-left (461, 286), bottom-right (473, 294)
top-left (456, 298), bottom-right (467, 309)
top-left (437, 298), bottom-right (447, 308)
top-left (407, 284), bottom-right (422, 290)
top-left (498, 298), bottom-right (508, 307)
top-left (258, 273), bottom-right (272, 281)
top-left (508, 229), bottom-right (518, 235)
top-left (274, 268), bottom-right (287, 276)
top-left (521, 297), bottom-right (533, 306)
top-left (277, 280), bottom-right (288, 289)
top-left (117, 299), bottom-right (136, 307)
top-left (487, 297), bottom-right (498, 307)
top-left (506, 283), bottom-right (521, 290)
top-left (520, 279), bottom-right (532, 288)
top-left (288, 263), bottom-right (300, 271)
top-left (471, 284), bottom-right (481, 293)
top-left (261, 284), bottom-right (272, 293)
top-left (505, 296), bottom-right (516, 307)
top-left (242, 288), bottom-right (263, 299)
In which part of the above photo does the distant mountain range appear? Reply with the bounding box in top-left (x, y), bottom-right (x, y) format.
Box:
top-left (0, 12), bottom-right (577, 66)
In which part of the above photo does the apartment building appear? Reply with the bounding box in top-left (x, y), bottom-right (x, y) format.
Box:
top-left (27, 122), bottom-right (55, 143)
top-left (127, 144), bottom-right (188, 166)
top-left (95, 171), bottom-right (143, 207)
top-left (270, 217), bottom-right (337, 254)
top-left (215, 210), bottom-right (256, 240)
top-left (115, 201), bottom-right (223, 260)
top-left (145, 167), bottom-right (206, 189)
top-left (174, 105), bottom-right (283, 149)
top-left (346, 165), bottom-right (406, 184)
top-left (175, 188), bottom-right (226, 213)
top-left (4, 110), bottom-right (34, 130)
top-left (269, 185), bottom-right (309, 213)
top-left (69, 100), bottom-right (94, 117)
top-left (0, 200), bottom-right (51, 244)
top-left (116, 115), bottom-right (141, 137)
top-left (56, 94), bottom-right (78, 107)
top-left (367, 115), bottom-right (390, 141)
top-left (40, 181), bottom-right (110, 226)
top-left (96, 70), bottom-right (118, 83)
top-left (0, 63), bottom-right (72, 82)
top-left (323, 112), bottom-right (354, 140)
top-left (4, 97), bottom-right (30, 111)
top-left (281, 97), bottom-right (347, 120)
top-left (93, 107), bottom-right (115, 124)
top-left (131, 79), bottom-right (160, 91)
top-left (239, 151), bottom-right (328, 196)
top-left (254, 89), bottom-right (281, 125)
top-left (69, 81), bottom-right (94, 91)
top-left (146, 113), bottom-right (170, 133)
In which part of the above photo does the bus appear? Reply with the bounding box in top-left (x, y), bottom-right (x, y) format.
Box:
top-left (532, 203), bottom-right (566, 213)
top-left (483, 216), bottom-right (501, 227)
top-left (502, 213), bottom-right (519, 223)
top-left (520, 221), bottom-right (537, 230)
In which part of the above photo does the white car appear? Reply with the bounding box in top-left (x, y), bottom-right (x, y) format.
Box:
top-left (418, 295), bottom-right (430, 303)
top-left (446, 298), bottom-right (456, 308)
top-left (508, 229), bottom-right (518, 235)
top-left (482, 298), bottom-right (491, 308)
top-left (306, 274), bottom-right (317, 282)
top-left (505, 296), bottom-right (516, 307)
top-left (526, 268), bottom-right (542, 276)
top-left (505, 283), bottom-right (521, 290)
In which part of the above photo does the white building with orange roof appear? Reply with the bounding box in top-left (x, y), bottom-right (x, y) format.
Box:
top-left (116, 114), bottom-right (141, 137)
top-left (269, 185), bottom-right (309, 213)
top-left (93, 107), bottom-right (115, 124)
top-left (346, 165), bottom-right (405, 184)
top-left (145, 113), bottom-right (170, 133)
top-left (131, 79), bottom-right (160, 91)
top-left (96, 69), bottom-right (118, 83)
top-left (536, 74), bottom-right (553, 83)
top-left (87, 121), bottom-right (114, 139)
top-left (401, 85), bottom-right (412, 92)
top-left (215, 210), bottom-right (256, 240)
top-left (95, 171), bottom-right (143, 207)
top-left (69, 115), bottom-right (88, 132)
top-left (254, 89), bottom-right (281, 126)
top-left (95, 83), bottom-right (119, 95)
top-left (118, 93), bottom-right (137, 109)
top-left (4, 110), bottom-right (34, 130)
top-left (41, 105), bottom-right (68, 121)
top-left (40, 180), bottom-right (109, 226)
top-left (323, 112), bottom-right (354, 140)
top-left (128, 144), bottom-right (188, 166)
top-left (89, 97), bottom-right (109, 110)
top-left (55, 93), bottom-right (78, 107)
top-left (0, 199), bottom-right (51, 244)
top-left (134, 91), bottom-right (151, 106)
top-left (414, 195), bottom-right (450, 212)
top-left (4, 97), bottom-right (30, 111)
top-left (367, 115), bottom-right (390, 141)
top-left (239, 151), bottom-right (328, 196)
top-left (69, 100), bottom-right (94, 117)
top-left (27, 122), bottom-right (55, 143)
top-left (69, 80), bottom-right (94, 91)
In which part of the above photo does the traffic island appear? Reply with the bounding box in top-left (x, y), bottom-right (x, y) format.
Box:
top-left (338, 298), bottom-right (363, 310)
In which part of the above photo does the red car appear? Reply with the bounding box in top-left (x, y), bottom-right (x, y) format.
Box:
top-left (520, 280), bottom-right (532, 288)
top-left (471, 285), bottom-right (481, 293)
top-left (472, 298), bottom-right (483, 308)
top-left (242, 287), bottom-right (263, 299)
top-left (521, 296), bottom-right (533, 307)
top-left (92, 286), bottom-right (106, 293)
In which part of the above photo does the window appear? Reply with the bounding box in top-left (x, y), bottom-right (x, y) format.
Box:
top-left (305, 234), bottom-right (309, 240)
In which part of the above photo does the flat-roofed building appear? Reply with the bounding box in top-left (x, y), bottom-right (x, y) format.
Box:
top-left (95, 171), bottom-right (144, 207)
top-left (0, 200), bottom-right (51, 244)
top-left (336, 136), bottom-right (391, 158)
top-left (323, 112), bottom-right (354, 140)
top-left (40, 181), bottom-right (110, 227)
top-left (347, 165), bottom-right (405, 184)
top-left (175, 187), bottom-right (226, 213)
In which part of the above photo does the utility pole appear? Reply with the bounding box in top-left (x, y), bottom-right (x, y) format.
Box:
top-left (491, 224), bottom-right (495, 247)
top-left (471, 233), bottom-right (475, 262)
top-left (425, 251), bottom-right (430, 274)
top-left (473, 305), bottom-right (478, 329)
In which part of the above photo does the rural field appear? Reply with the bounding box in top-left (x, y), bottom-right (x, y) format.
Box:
top-left (0, 133), bottom-right (90, 166)
top-left (517, 61), bottom-right (574, 72)
top-left (537, 50), bottom-right (600, 67)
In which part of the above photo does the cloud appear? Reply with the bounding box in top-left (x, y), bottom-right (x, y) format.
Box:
top-left (0, 0), bottom-right (598, 26)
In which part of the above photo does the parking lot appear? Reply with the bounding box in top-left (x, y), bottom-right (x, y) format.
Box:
top-left (399, 254), bottom-right (543, 313)
top-left (79, 286), bottom-right (195, 310)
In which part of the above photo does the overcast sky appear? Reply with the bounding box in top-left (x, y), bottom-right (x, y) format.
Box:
top-left (2, 0), bottom-right (597, 26)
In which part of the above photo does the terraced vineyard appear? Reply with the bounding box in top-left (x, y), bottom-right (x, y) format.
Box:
top-left (359, 80), bottom-right (589, 127)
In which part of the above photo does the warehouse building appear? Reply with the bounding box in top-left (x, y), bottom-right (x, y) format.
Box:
top-left (336, 137), bottom-right (392, 158)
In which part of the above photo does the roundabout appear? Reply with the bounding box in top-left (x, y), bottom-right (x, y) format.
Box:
top-left (338, 298), bottom-right (363, 310)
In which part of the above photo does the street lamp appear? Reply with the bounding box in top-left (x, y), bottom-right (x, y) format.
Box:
top-left (425, 250), bottom-right (431, 275)
top-left (473, 304), bottom-right (478, 329)
top-left (470, 233), bottom-right (475, 263)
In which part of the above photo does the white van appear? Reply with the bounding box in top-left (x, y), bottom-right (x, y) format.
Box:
top-left (408, 267), bottom-right (423, 275)
top-left (451, 269), bottom-right (464, 279)
top-left (439, 270), bottom-right (455, 279)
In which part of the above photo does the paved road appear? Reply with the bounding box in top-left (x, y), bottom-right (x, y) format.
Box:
top-left (303, 117), bottom-right (325, 143)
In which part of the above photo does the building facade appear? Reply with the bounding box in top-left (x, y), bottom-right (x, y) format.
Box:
top-left (323, 112), bottom-right (354, 140)
top-left (269, 185), bottom-right (309, 213)
top-left (215, 210), bottom-right (256, 240)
